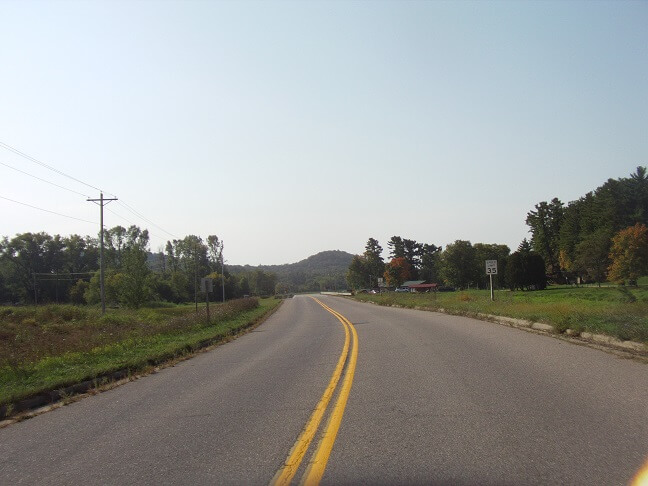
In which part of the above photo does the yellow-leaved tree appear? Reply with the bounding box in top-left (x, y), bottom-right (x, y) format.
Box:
top-left (608, 223), bottom-right (648, 285)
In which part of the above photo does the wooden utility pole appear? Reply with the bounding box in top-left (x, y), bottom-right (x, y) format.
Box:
top-left (221, 241), bottom-right (225, 303)
top-left (194, 242), bottom-right (198, 313)
top-left (87, 192), bottom-right (117, 314)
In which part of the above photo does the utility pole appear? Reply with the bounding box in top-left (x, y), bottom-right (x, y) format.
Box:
top-left (221, 241), bottom-right (225, 303)
top-left (194, 242), bottom-right (198, 313)
top-left (88, 192), bottom-right (117, 314)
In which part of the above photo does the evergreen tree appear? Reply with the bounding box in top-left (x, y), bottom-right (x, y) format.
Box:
top-left (364, 238), bottom-right (385, 288)
top-left (526, 198), bottom-right (563, 280)
top-left (387, 236), bottom-right (405, 259)
top-left (346, 255), bottom-right (369, 290)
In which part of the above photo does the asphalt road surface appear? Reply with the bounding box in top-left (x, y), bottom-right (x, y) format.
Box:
top-left (1, 295), bottom-right (646, 485)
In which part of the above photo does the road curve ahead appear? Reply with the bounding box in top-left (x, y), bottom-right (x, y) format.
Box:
top-left (1, 295), bottom-right (646, 485)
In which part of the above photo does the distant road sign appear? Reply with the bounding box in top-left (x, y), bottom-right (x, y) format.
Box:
top-left (201, 278), bottom-right (213, 293)
top-left (485, 260), bottom-right (498, 275)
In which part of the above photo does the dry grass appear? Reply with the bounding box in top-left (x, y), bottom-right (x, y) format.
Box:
top-left (0, 298), bottom-right (279, 407)
top-left (0, 299), bottom-right (258, 368)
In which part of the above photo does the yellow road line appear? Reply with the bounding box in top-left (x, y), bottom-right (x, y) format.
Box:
top-left (269, 298), bottom-right (352, 486)
top-left (299, 299), bottom-right (359, 486)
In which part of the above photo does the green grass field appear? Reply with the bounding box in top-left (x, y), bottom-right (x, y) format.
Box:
top-left (0, 298), bottom-right (281, 407)
top-left (353, 285), bottom-right (648, 344)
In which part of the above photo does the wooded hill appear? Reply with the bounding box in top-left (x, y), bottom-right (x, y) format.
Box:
top-left (227, 250), bottom-right (354, 293)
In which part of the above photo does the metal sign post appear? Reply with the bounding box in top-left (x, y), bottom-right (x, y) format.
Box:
top-left (201, 278), bottom-right (214, 323)
top-left (485, 260), bottom-right (498, 301)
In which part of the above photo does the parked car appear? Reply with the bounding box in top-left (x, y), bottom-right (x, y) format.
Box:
top-left (395, 287), bottom-right (409, 292)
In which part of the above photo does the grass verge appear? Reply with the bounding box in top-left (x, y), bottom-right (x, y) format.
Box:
top-left (352, 286), bottom-right (648, 344)
top-left (0, 298), bottom-right (281, 408)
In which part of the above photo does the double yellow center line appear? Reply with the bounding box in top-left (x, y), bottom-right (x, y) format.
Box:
top-left (270, 297), bottom-right (359, 486)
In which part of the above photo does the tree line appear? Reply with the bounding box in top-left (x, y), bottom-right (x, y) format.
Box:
top-left (0, 227), bottom-right (278, 307)
top-left (526, 166), bottom-right (648, 285)
top-left (346, 236), bottom-right (546, 291)
top-left (348, 167), bottom-right (648, 291)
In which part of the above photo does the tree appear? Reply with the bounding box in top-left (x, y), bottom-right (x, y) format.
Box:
top-left (573, 230), bottom-right (611, 286)
top-left (168, 235), bottom-right (210, 303)
top-left (69, 279), bottom-right (89, 304)
top-left (0, 232), bottom-right (58, 303)
top-left (103, 225), bottom-right (127, 269)
top-left (419, 244), bottom-right (442, 282)
top-left (239, 276), bottom-right (251, 296)
top-left (440, 240), bottom-right (476, 289)
top-left (383, 257), bottom-right (413, 287)
top-left (387, 236), bottom-right (405, 259)
top-left (608, 223), bottom-right (648, 285)
top-left (364, 238), bottom-right (385, 288)
top-left (627, 166), bottom-right (648, 223)
top-left (64, 234), bottom-right (99, 275)
top-left (346, 255), bottom-right (369, 290)
top-left (165, 241), bottom-right (178, 273)
top-left (526, 198), bottom-right (564, 280)
top-left (206, 235), bottom-right (223, 273)
top-left (120, 234), bottom-right (151, 308)
top-left (249, 270), bottom-right (277, 296)
top-left (505, 243), bottom-right (547, 291)
top-left (402, 239), bottom-right (422, 270)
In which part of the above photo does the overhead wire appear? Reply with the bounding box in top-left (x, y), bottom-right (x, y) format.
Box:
top-left (0, 195), bottom-right (95, 225)
top-left (115, 200), bottom-right (178, 239)
top-left (0, 141), bottom-right (102, 193)
top-left (0, 141), bottom-right (179, 241)
top-left (105, 207), bottom-right (169, 243)
top-left (0, 160), bottom-right (91, 198)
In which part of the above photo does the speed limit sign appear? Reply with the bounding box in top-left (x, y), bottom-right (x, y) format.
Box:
top-left (485, 260), bottom-right (498, 275)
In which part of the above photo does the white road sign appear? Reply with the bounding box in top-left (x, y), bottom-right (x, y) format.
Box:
top-left (201, 277), bottom-right (214, 293)
top-left (485, 260), bottom-right (498, 275)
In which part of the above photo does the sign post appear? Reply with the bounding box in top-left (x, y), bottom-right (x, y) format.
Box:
top-left (201, 278), bottom-right (214, 323)
top-left (485, 260), bottom-right (498, 301)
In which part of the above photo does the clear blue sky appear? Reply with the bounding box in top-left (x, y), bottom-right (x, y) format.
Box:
top-left (1, 0), bottom-right (646, 265)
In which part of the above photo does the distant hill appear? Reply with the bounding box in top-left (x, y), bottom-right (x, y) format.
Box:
top-left (227, 250), bottom-right (354, 292)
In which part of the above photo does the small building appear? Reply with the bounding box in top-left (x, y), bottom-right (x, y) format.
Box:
top-left (401, 280), bottom-right (425, 289)
top-left (399, 280), bottom-right (439, 293)
top-left (408, 283), bottom-right (439, 293)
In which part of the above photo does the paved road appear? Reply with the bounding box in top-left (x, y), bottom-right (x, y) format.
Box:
top-left (1, 295), bottom-right (646, 485)
top-left (320, 296), bottom-right (648, 485)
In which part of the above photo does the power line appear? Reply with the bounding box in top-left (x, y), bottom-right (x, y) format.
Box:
top-left (115, 200), bottom-right (178, 239)
top-left (0, 160), bottom-right (91, 198)
top-left (0, 141), bottom-right (102, 193)
top-left (104, 207), bottom-right (168, 242)
top-left (105, 207), bottom-right (137, 226)
top-left (1, 141), bottom-right (179, 240)
top-left (0, 195), bottom-right (95, 224)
